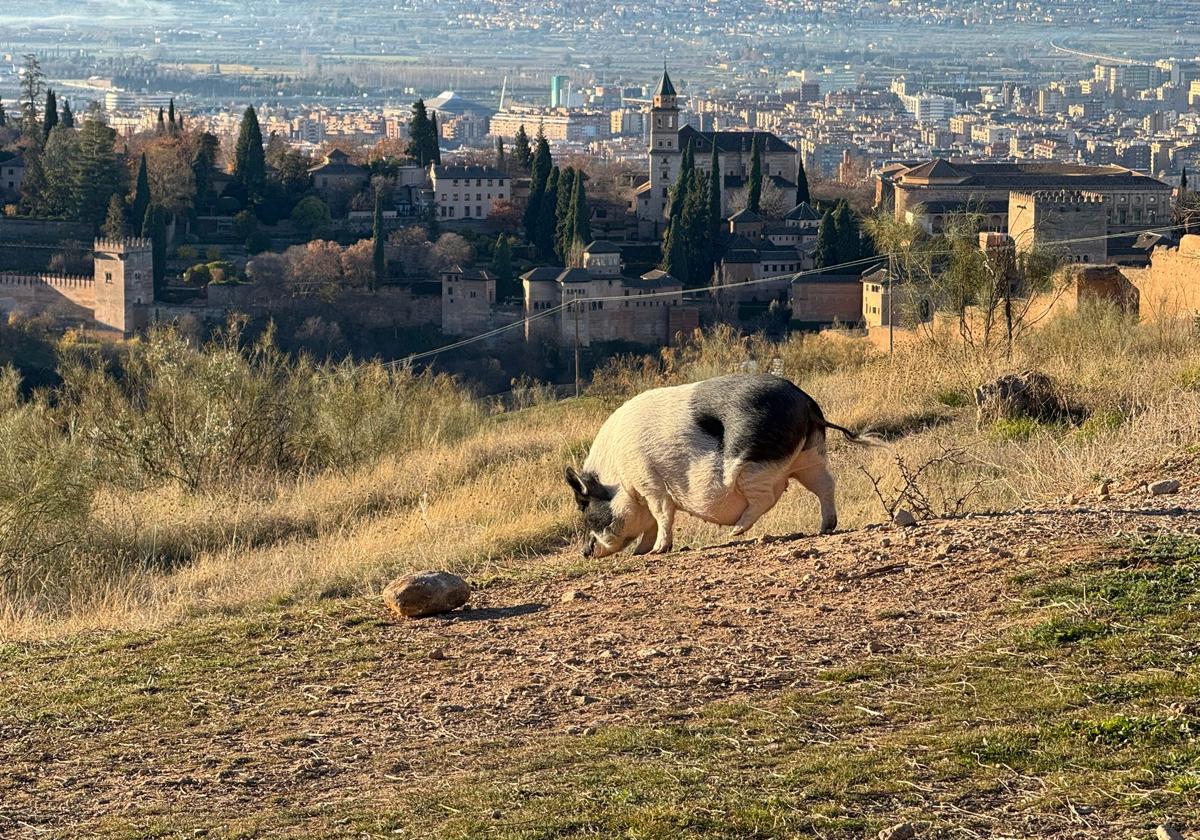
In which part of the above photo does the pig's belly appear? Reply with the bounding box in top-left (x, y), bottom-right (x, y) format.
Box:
top-left (672, 456), bottom-right (750, 525)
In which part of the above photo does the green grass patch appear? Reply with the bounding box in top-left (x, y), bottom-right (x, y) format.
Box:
top-left (988, 416), bottom-right (1041, 441)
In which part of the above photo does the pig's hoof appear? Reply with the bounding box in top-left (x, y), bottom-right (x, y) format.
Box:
top-left (730, 526), bottom-right (748, 537)
top-left (650, 543), bottom-right (673, 554)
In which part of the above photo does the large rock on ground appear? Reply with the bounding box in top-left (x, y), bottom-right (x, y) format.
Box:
top-left (974, 369), bottom-right (1065, 427)
top-left (383, 571), bottom-right (470, 618)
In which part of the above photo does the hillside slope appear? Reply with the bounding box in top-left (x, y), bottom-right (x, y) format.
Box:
top-left (2, 455), bottom-right (1199, 839)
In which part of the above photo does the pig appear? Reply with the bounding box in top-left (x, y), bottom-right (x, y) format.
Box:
top-left (565, 373), bottom-right (878, 558)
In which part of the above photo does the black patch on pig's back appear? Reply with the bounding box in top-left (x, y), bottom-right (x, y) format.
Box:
top-left (689, 374), bottom-right (821, 463)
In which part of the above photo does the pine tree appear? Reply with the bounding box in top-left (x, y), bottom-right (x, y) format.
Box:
top-left (492, 234), bottom-right (514, 300)
top-left (102, 193), bottom-right (127, 239)
top-left (19, 135), bottom-right (47, 216)
top-left (20, 54), bottom-right (43, 137)
top-left (372, 186), bottom-right (385, 291)
top-left (233, 105), bottom-right (266, 204)
top-left (814, 209), bottom-right (838, 268)
top-left (554, 167), bottom-right (576, 261)
top-left (42, 89), bottom-right (57, 138)
top-left (708, 143), bottom-right (722, 237)
top-left (571, 170), bottom-right (591, 248)
top-left (70, 117), bottom-right (120, 229)
top-left (513, 124), bottom-right (532, 171)
top-left (795, 157), bottom-right (811, 206)
top-left (130, 153), bottom-right (151, 231)
top-left (747, 133), bottom-right (762, 214)
top-left (59, 97), bottom-right (73, 129)
top-left (40, 124), bottom-right (78, 217)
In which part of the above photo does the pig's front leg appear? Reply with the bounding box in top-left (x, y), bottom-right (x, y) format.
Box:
top-left (648, 496), bottom-right (676, 554)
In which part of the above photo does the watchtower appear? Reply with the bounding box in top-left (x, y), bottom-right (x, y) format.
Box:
top-left (93, 237), bottom-right (153, 336)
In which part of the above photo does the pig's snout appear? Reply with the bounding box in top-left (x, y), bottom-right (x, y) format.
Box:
top-left (581, 535), bottom-right (596, 558)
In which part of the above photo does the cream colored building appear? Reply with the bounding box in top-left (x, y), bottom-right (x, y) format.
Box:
top-left (430, 164), bottom-right (511, 221)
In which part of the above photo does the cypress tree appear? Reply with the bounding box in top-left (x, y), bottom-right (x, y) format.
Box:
top-left (42, 89), bottom-right (57, 138)
top-left (537, 166), bottom-right (560, 260)
top-left (833, 201), bottom-right (860, 262)
top-left (59, 98), bottom-right (73, 129)
top-left (661, 202), bottom-right (689, 285)
top-left (406, 99), bottom-right (438, 167)
top-left (157, 107), bottom-right (165, 133)
top-left (429, 112), bottom-right (441, 165)
top-left (708, 143), bottom-right (722, 236)
top-left (679, 170), bottom-right (712, 288)
top-left (492, 234), bottom-right (514, 300)
top-left (233, 105), bottom-right (266, 204)
top-left (372, 186), bottom-right (385, 291)
top-left (814, 209), bottom-right (837, 268)
top-left (795, 157), bottom-right (811, 206)
top-left (1182, 167), bottom-right (1189, 195)
top-left (523, 131), bottom-right (552, 246)
top-left (102, 193), bottom-right (127, 239)
top-left (142, 204), bottom-right (167, 291)
top-left (514, 124), bottom-right (532, 171)
top-left (191, 133), bottom-right (218, 213)
top-left (495, 136), bottom-right (505, 170)
top-left (19, 135), bottom-right (47, 216)
top-left (0, 97), bottom-right (6, 127)
top-left (747, 133), bottom-right (762, 214)
top-left (554, 167), bottom-right (576, 261)
top-left (131, 153), bottom-right (151, 232)
top-left (667, 139), bottom-right (694, 224)
top-left (168, 98), bottom-right (176, 132)
top-left (571, 170), bottom-right (591, 248)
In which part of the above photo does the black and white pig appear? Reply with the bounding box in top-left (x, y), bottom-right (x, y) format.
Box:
top-left (564, 373), bottom-right (875, 558)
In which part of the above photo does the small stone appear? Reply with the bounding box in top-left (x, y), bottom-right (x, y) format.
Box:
top-left (880, 537), bottom-right (893, 548)
top-left (1019, 546), bottom-right (1035, 559)
top-left (383, 571), bottom-right (470, 618)
top-left (1149, 479), bottom-right (1181, 496)
top-left (893, 508), bottom-right (917, 527)
top-left (637, 647), bottom-right (666, 659)
top-left (1156, 826), bottom-right (1184, 840)
top-left (560, 589), bottom-right (591, 603)
top-left (427, 647), bottom-right (446, 661)
top-left (878, 823), bottom-right (915, 840)
top-left (866, 640), bottom-right (890, 654)
top-left (574, 694), bottom-right (598, 706)
top-left (1097, 479), bottom-right (1112, 496)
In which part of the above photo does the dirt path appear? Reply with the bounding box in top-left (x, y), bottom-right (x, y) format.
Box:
top-left (3, 462), bottom-right (1199, 837)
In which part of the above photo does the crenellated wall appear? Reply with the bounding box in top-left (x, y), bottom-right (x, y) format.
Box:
top-left (0, 272), bottom-right (95, 322)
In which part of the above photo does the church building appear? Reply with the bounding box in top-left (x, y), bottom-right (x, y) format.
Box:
top-left (635, 69), bottom-right (802, 239)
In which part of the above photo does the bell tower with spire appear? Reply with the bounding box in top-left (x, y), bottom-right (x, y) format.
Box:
top-left (644, 67), bottom-right (681, 236)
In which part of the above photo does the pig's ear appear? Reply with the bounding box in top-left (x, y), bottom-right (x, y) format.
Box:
top-left (564, 466), bottom-right (590, 505)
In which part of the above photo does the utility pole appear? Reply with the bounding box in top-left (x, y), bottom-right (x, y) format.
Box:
top-left (573, 297), bottom-right (581, 397)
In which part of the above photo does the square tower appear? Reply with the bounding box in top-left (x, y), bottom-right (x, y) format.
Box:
top-left (93, 237), bottom-right (153, 336)
top-left (645, 69), bottom-right (681, 234)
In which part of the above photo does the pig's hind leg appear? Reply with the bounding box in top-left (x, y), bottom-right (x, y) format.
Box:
top-left (631, 522), bottom-right (658, 555)
top-left (730, 461), bottom-right (785, 536)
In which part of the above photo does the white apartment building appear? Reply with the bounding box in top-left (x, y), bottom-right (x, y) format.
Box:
top-left (430, 164), bottom-right (512, 221)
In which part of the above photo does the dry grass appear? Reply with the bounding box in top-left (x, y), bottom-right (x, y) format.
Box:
top-left (3, 304), bottom-right (1200, 640)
